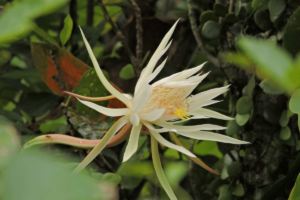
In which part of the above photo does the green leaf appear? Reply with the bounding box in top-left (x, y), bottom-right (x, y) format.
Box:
top-left (289, 88), bottom-right (300, 114)
top-left (0, 0), bottom-right (69, 44)
top-left (218, 184), bottom-right (233, 200)
top-left (110, 41), bottom-right (122, 58)
top-left (39, 116), bottom-right (67, 134)
top-left (227, 161), bottom-right (242, 178)
top-left (119, 64), bottom-right (135, 80)
top-left (268, 0), bottom-right (286, 22)
top-left (279, 126), bottom-right (291, 141)
top-left (232, 183), bottom-right (245, 197)
top-left (73, 68), bottom-right (110, 119)
top-left (194, 140), bottom-right (223, 159)
top-left (226, 120), bottom-right (240, 136)
top-left (0, 124), bottom-right (20, 169)
top-left (236, 113), bottom-right (250, 126)
top-left (245, 75), bottom-right (256, 97)
top-left (279, 110), bottom-right (289, 127)
top-left (237, 37), bottom-right (296, 93)
top-left (98, 173), bottom-right (121, 187)
top-left (60, 15), bottom-right (73, 46)
top-left (254, 10), bottom-right (272, 31)
top-left (259, 79), bottom-right (284, 94)
top-left (221, 165), bottom-right (229, 180)
top-left (236, 96), bottom-right (253, 115)
top-left (289, 174), bottom-right (300, 200)
top-left (283, 7), bottom-right (300, 57)
top-left (199, 11), bottom-right (219, 23)
top-left (252, 0), bottom-right (270, 11)
top-left (213, 3), bottom-right (228, 17)
top-left (202, 21), bottom-right (221, 40)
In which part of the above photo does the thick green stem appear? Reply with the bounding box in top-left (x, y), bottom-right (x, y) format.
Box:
top-left (151, 134), bottom-right (177, 200)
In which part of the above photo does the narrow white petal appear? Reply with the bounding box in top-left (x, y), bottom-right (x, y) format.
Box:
top-left (148, 19), bottom-right (179, 66)
top-left (191, 108), bottom-right (233, 120)
top-left (155, 121), bottom-right (227, 132)
top-left (135, 41), bottom-right (173, 95)
top-left (149, 129), bottom-right (196, 157)
top-left (139, 109), bottom-right (165, 122)
top-left (143, 122), bottom-right (175, 132)
top-left (171, 62), bottom-right (206, 82)
top-left (79, 27), bottom-right (131, 108)
top-left (73, 116), bottom-right (129, 173)
top-left (189, 100), bottom-right (221, 112)
top-left (189, 86), bottom-right (229, 102)
top-left (177, 131), bottom-right (249, 144)
top-left (133, 85), bottom-right (152, 113)
top-left (123, 123), bottom-right (142, 162)
top-left (77, 98), bottom-right (131, 116)
top-left (130, 113), bottom-right (140, 126)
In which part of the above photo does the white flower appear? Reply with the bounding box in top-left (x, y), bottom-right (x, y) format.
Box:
top-left (73, 20), bottom-right (249, 200)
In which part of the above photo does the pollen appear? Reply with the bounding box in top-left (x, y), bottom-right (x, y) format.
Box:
top-left (173, 108), bottom-right (190, 119)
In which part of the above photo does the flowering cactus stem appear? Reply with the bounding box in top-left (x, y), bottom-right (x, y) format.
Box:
top-left (23, 122), bottom-right (132, 149)
top-left (62, 91), bottom-right (116, 101)
top-left (169, 131), bottom-right (220, 175)
top-left (151, 134), bottom-right (178, 200)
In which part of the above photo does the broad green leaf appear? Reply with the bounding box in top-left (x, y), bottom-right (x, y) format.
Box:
top-left (283, 7), bottom-right (300, 57)
top-left (218, 184), bottom-right (233, 199)
top-left (254, 10), bottom-right (272, 31)
top-left (39, 116), bottom-right (67, 134)
top-left (268, 0), bottom-right (286, 22)
top-left (279, 110), bottom-right (289, 127)
top-left (119, 64), bottom-right (135, 80)
top-left (202, 21), bottom-right (221, 40)
top-left (165, 161), bottom-right (188, 185)
top-left (252, 0), bottom-right (270, 11)
top-left (289, 173), bottom-right (300, 200)
top-left (236, 96), bottom-right (253, 115)
top-left (236, 113), bottom-right (250, 126)
top-left (227, 161), bottom-right (242, 177)
top-left (245, 75), bottom-right (255, 97)
top-left (98, 173), bottom-right (121, 187)
top-left (194, 140), bottom-right (223, 159)
top-left (289, 89), bottom-right (300, 114)
top-left (280, 126), bottom-right (291, 140)
top-left (0, 0), bottom-right (68, 44)
top-left (226, 120), bottom-right (240, 136)
top-left (0, 124), bottom-right (20, 169)
top-left (259, 79), bottom-right (284, 94)
top-left (221, 165), bottom-right (229, 180)
top-left (60, 15), bottom-right (73, 47)
top-left (237, 37), bottom-right (296, 93)
top-left (232, 183), bottom-right (245, 197)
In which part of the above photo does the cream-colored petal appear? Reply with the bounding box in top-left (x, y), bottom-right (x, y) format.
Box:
top-left (189, 100), bottom-right (221, 112)
top-left (73, 116), bottom-right (130, 173)
top-left (149, 129), bottom-right (196, 157)
top-left (155, 121), bottom-right (227, 132)
top-left (139, 109), bottom-right (165, 122)
top-left (143, 122), bottom-right (175, 132)
top-left (77, 98), bottom-right (131, 116)
top-left (79, 27), bottom-right (132, 108)
top-left (151, 135), bottom-right (178, 200)
top-left (135, 41), bottom-right (172, 95)
top-left (123, 123), bottom-right (142, 162)
top-left (177, 131), bottom-right (249, 144)
top-left (191, 108), bottom-right (233, 120)
top-left (169, 62), bottom-right (206, 82)
top-left (130, 113), bottom-right (140, 126)
top-left (133, 85), bottom-right (152, 113)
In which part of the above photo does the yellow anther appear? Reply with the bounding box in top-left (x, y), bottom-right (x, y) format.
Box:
top-left (173, 108), bottom-right (190, 120)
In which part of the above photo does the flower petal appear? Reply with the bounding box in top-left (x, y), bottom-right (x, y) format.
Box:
top-left (133, 85), bottom-right (152, 113)
top-left (139, 109), bottom-right (165, 122)
top-left (177, 131), bottom-right (250, 144)
top-left (79, 27), bottom-right (132, 108)
top-left (135, 41), bottom-right (173, 95)
top-left (143, 122), bottom-right (175, 132)
top-left (171, 62), bottom-right (206, 82)
top-left (191, 108), bottom-right (233, 120)
top-left (123, 123), bottom-right (142, 162)
top-left (155, 121), bottom-right (227, 132)
top-left (130, 113), bottom-right (140, 126)
top-left (145, 124), bottom-right (196, 157)
top-left (77, 98), bottom-right (131, 116)
top-left (73, 116), bottom-right (130, 173)
top-left (151, 134), bottom-right (178, 200)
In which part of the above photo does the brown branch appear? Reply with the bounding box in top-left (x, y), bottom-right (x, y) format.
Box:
top-left (229, 0), bottom-right (234, 13)
top-left (97, 154), bottom-right (116, 173)
top-left (187, 0), bottom-right (220, 68)
top-left (98, 0), bottom-right (139, 75)
top-left (128, 0), bottom-right (143, 76)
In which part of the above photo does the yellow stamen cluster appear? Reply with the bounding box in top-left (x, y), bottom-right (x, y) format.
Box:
top-left (173, 108), bottom-right (190, 119)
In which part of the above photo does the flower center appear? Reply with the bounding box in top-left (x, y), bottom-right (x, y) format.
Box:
top-left (173, 108), bottom-right (190, 119)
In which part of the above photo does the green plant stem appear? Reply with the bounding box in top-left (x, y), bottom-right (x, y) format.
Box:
top-left (151, 134), bottom-right (177, 200)
top-left (32, 25), bottom-right (60, 46)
